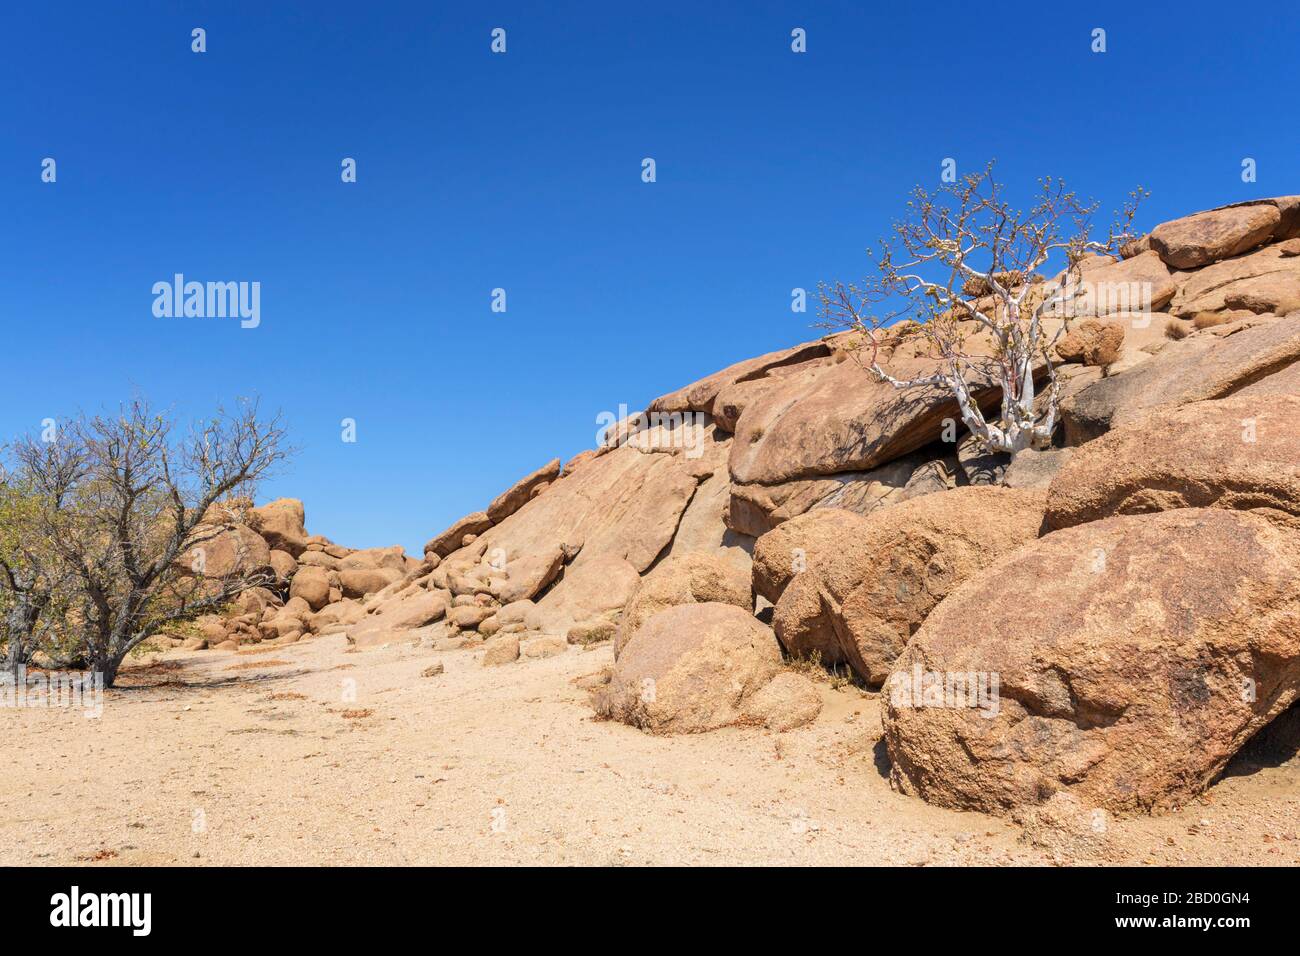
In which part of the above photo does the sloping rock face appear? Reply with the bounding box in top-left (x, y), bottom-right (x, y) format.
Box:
top-left (470, 435), bottom-right (707, 574)
top-left (594, 603), bottom-right (783, 734)
top-left (523, 555), bottom-right (642, 635)
top-left (769, 487), bottom-right (1045, 683)
top-left (882, 508), bottom-right (1300, 814)
top-left (1045, 395), bottom-right (1300, 531)
top-left (1236, 357), bottom-right (1300, 397)
top-left (424, 511), bottom-right (492, 558)
top-left (1061, 314), bottom-right (1300, 443)
top-left (727, 450), bottom-right (961, 538)
top-left (486, 458), bottom-right (561, 523)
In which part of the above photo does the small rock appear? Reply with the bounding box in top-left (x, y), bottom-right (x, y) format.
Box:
top-left (481, 635), bottom-right (520, 667)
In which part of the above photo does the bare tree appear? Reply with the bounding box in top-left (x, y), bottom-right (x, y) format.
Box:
top-left (22, 398), bottom-right (291, 686)
top-left (819, 161), bottom-right (1145, 453)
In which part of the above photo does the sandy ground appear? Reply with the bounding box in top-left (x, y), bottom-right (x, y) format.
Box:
top-left (3, 631), bottom-right (1298, 867)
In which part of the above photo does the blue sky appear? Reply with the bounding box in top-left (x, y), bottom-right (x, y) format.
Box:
top-left (3, 1), bottom-right (1297, 554)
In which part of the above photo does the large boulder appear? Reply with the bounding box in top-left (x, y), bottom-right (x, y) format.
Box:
top-left (773, 487), bottom-right (1046, 683)
top-left (594, 603), bottom-right (783, 734)
top-left (486, 459), bottom-right (562, 523)
top-left (288, 564), bottom-right (330, 611)
top-left (1054, 319), bottom-right (1125, 366)
top-left (1150, 204), bottom-right (1282, 269)
top-left (1044, 394), bottom-right (1300, 531)
top-left (727, 352), bottom-right (1006, 485)
top-left (248, 498), bottom-right (309, 557)
top-left (751, 507), bottom-right (873, 605)
top-left (179, 523), bottom-right (271, 579)
top-left (488, 546), bottom-right (565, 604)
top-left (296, 550), bottom-right (340, 570)
top-left (882, 508), bottom-right (1300, 814)
top-left (1062, 250), bottom-right (1177, 317)
top-left (337, 545), bottom-right (408, 572)
top-left (1061, 314), bottom-right (1300, 444)
top-left (613, 552), bottom-right (751, 658)
top-left (337, 567), bottom-right (404, 599)
top-left (268, 549), bottom-right (297, 583)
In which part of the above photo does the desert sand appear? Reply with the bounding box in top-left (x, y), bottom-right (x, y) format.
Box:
top-left (3, 632), bottom-right (1297, 867)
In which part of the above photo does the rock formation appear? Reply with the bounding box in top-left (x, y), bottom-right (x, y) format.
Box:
top-left (184, 195), bottom-right (1300, 817)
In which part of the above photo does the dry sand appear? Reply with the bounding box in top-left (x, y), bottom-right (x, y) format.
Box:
top-left (3, 631), bottom-right (1298, 866)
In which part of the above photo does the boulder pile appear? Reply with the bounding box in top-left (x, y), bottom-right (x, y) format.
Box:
top-left (206, 196), bottom-right (1300, 818)
top-left (162, 497), bottom-right (423, 651)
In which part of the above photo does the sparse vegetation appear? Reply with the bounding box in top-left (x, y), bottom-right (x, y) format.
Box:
top-left (819, 161), bottom-right (1145, 453)
top-left (0, 396), bottom-right (290, 686)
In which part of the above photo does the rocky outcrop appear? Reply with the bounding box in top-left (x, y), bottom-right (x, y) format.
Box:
top-left (882, 508), bottom-right (1300, 814)
top-left (288, 564), bottom-right (331, 611)
top-left (1045, 394), bottom-right (1300, 531)
top-left (163, 495), bottom-right (418, 652)
top-left (153, 193), bottom-right (1300, 829)
top-left (1061, 314), bottom-right (1300, 444)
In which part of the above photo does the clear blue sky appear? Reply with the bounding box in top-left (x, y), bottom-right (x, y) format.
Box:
top-left (3, 1), bottom-right (1297, 554)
